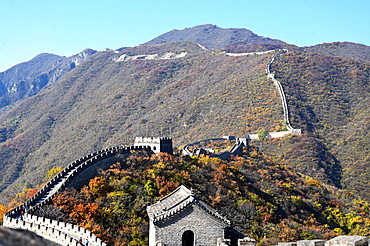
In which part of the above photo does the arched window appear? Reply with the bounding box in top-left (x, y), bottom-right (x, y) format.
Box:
top-left (182, 230), bottom-right (194, 246)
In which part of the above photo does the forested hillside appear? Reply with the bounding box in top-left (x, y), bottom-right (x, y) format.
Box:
top-left (0, 42), bottom-right (285, 201)
top-left (31, 150), bottom-right (370, 245)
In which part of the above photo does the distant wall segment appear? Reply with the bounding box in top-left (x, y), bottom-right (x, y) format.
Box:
top-left (224, 49), bottom-right (301, 134)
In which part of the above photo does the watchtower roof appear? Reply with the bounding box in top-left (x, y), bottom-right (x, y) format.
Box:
top-left (147, 185), bottom-right (230, 225)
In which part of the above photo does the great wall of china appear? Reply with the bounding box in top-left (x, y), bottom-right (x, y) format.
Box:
top-left (265, 49), bottom-right (301, 134)
top-left (2, 48), bottom-right (301, 245)
top-left (3, 145), bottom-right (153, 246)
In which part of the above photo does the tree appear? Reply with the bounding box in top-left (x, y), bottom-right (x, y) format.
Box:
top-left (258, 130), bottom-right (269, 139)
top-left (0, 204), bottom-right (7, 224)
top-left (44, 167), bottom-right (63, 181)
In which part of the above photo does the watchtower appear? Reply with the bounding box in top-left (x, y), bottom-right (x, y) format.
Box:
top-left (134, 137), bottom-right (173, 155)
top-left (147, 185), bottom-right (255, 246)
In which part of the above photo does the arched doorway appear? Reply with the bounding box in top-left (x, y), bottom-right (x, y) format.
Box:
top-left (182, 230), bottom-right (194, 246)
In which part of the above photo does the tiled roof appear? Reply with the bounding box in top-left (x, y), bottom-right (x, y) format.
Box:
top-left (147, 185), bottom-right (230, 225)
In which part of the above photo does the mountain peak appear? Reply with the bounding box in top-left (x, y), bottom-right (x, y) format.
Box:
top-left (145, 24), bottom-right (285, 49)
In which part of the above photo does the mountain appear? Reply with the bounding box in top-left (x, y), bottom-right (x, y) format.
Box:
top-left (0, 53), bottom-right (63, 106)
top-left (145, 24), bottom-right (286, 49)
top-left (0, 49), bottom-right (96, 110)
top-left (0, 24), bottom-right (369, 207)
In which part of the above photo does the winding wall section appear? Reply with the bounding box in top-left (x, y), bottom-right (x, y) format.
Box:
top-left (265, 49), bottom-right (301, 133)
top-left (3, 145), bottom-right (152, 246)
top-left (182, 137), bottom-right (248, 160)
top-left (183, 49), bottom-right (301, 159)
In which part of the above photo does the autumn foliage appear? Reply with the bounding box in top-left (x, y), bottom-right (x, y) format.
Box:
top-left (37, 149), bottom-right (370, 246)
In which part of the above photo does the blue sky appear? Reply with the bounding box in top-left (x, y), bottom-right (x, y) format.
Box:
top-left (1, 0), bottom-right (369, 72)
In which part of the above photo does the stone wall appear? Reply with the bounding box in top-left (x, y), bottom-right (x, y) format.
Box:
top-left (277, 236), bottom-right (369, 246)
top-left (3, 145), bottom-right (152, 246)
top-left (183, 49), bottom-right (301, 160)
top-left (3, 215), bottom-right (105, 246)
top-left (225, 49), bottom-right (276, 57)
top-left (65, 156), bottom-right (122, 190)
top-left (265, 49), bottom-right (301, 134)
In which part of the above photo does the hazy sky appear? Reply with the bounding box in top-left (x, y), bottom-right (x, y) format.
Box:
top-left (1, 0), bottom-right (369, 72)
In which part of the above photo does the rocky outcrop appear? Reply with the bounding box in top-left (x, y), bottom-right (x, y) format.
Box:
top-left (115, 52), bottom-right (187, 62)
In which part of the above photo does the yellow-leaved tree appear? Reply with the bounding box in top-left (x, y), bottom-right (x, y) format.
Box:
top-left (0, 204), bottom-right (7, 224)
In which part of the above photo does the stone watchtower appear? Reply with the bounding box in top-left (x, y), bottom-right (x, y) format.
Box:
top-left (134, 137), bottom-right (173, 155)
top-left (147, 185), bottom-right (255, 246)
top-left (147, 185), bottom-right (231, 246)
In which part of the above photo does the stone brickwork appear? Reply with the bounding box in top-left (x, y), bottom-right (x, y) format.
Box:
top-left (297, 240), bottom-right (326, 246)
top-left (66, 156), bottom-right (122, 190)
top-left (154, 205), bottom-right (227, 246)
top-left (4, 215), bottom-right (105, 246)
top-left (325, 236), bottom-right (368, 246)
